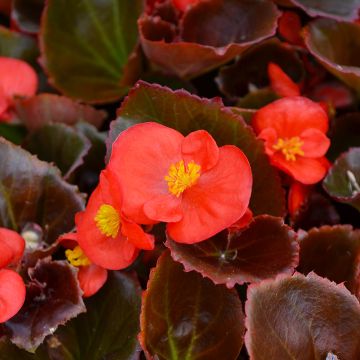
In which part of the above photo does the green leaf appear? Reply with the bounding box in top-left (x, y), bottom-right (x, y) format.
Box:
top-left (0, 137), bottom-right (85, 243)
top-left (140, 251), bottom-right (245, 360)
top-left (39, 0), bottom-right (143, 103)
top-left (23, 123), bottom-right (91, 180)
top-left (45, 271), bottom-right (141, 360)
top-left (0, 123), bottom-right (27, 144)
top-left (323, 148), bottom-right (360, 212)
top-left (108, 81), bottom-right (285, 217)
top-left (0, 25), bottom-right (38, 65)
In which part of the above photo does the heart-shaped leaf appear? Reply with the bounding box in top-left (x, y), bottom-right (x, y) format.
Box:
top-left (323, 148), bottom-right (360, 212)
top-left (23, 124), bottom-right (91, 180)
top-left (140, 251), bottom-right (245, 360)
top-left (15, 94), bottom-right (106, 131)
top-left (12, 0), bottom-right (44, 34)
top-left (0, 25), bottom-right (38, 65)
top-left (217, 39), bottom-right (303, 98)
top-left (4, 259), bottom-right (85, 352)
top-left (166, 215), bottom-right (298, 288)
top-left (245, 272), bottom-right (360, 360)
top-left (39, 0), bottom-right (143, 103)
top-left (304, 19), bottom-right (360, 96)
top-left (290, 0), bottom-right (360, 21)
top-left (0, 137), bottom-right (85, 244)
top-left (108, 81), bottom-right (285, 216)
top-left (298, 225), bottom-right (360, 298)
top-left (139, 0), bottom-right (280, 79)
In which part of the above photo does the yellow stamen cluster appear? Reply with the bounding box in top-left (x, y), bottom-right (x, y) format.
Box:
top-left (165, 160), bottom-right (201, 197)
top-left (273, 136), bottom-right (304, 161)
top-left (94, 204), bottom-right (120, 238)
top-left (65, 246), bottom-right (91, 267)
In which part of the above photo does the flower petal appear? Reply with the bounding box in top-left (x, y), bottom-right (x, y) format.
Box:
top-left (121, 216), bottom-right (156, 250)
top-left (0, 57), bottom-right (37, 105)
top-left (300, 128), bottom-right (330, 158)
top-left (167, 145), bottom-right (252, 243)
top-left (181, 130), bottom-right (219, 172)
top-left (0, 228), bottom-right (25, 268)
top-left (143, 193), bottom-right (183, 223)
top-left (257, 127), bottom-right (278, 156)
top-left (271, 154), bottom-right (328, 184)
top-left (288, 181), bottom-right (312, 217)
top-left (76, 177), bottom-right (138, 270)
top-left (0, 269), bottom-right (26, 323)
top-left (78, 264), bottom-right (108, 298)
top-left (108, 122), bottom-right (184, 224)
top-left (268, 62), bottom-right (301, 97)
top-left (252, 97), bottom-right (329, 137)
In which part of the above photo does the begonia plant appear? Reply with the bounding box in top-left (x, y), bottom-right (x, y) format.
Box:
top-left (0, 0), bottom-right (359, 359)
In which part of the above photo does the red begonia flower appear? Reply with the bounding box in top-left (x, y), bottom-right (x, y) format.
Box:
top-left (0, 268), bottom-right (26, 323)
top-left (108, 122), bottom-right (253, 244)
top-left (0, 57), bottom-right (38, 121)
top-left (268, 63), bottom-right (301, 98)
top-left (0, 228), bottom-right (25, 268)
top-left (76, 169), bottom-right (154, 270)
top-left (59, 232), bottom-right (108, 298)
top-left (288, 181), bottom-right (312, 218)
top-left (172, 0), bottom-right (198, 12)
top-left (278, 11), bottom-right (304, 47)
top-left (252, 97), bottom-right (330, 185)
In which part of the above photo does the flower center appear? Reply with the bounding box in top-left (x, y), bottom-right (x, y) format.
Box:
top-left (165, 160), bottom-right (201, 197)
top-left (94, 204), bottom-right (120, 238)
top-left (272, 136), bottom-right (304, 161)
top-left (65, 246), bottom-right (91, 267)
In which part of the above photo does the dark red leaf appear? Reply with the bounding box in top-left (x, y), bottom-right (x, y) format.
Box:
top-left (298, 225), bottom-right (360, 298)
top-left (304, 19), bottom-right (360, 96)
top-left (15, 94), bottom-right (106, 131)
top-left (245, 272), bottom-right (360, 360)
top-left (140, 251), bottom-right (245, 360)
top-left (139, 0), bottom-right (280, 79)
top-left (11, 0), bottom-right (44, 34)
top-left (166, 215), bottom-right (299, 287)
top-left (290, 0), bottom-right (360, 21)
top-left (4, 259), bottom-right (85, 351)
top-left (0, 137), bottom-right (85, 244)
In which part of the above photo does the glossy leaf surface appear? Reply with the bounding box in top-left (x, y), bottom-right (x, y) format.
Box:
top-left (140, 251), bottom-right (245, 360)
top-left (0, 137), bottom-right (85, 243)
top-left (290, 0), bottom-right (360, 21)
top-left (40, 0), bottom-right (143, 103)
top-left (245, 272), bottom-right (360, 360)
top-left (139, 0), bottom-right (280, 79)
top-left (166, 216), bottom-right (298, 287)
top-left (24, 124), bottom-right (91, 180)
top-left (298, 225), bottom-right (360, 298)
top-left (304, 19), bottom-right (360, 96)
top-left (323, 148), bottom-right (360, 212)
top-left (15, 94), bottom-right (106, 131)
top-left (5, 259), bottom-right (85, 351)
